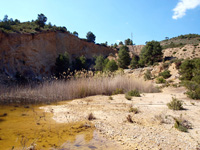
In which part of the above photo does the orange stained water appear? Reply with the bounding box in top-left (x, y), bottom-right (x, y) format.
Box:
top-left (0, 104), bottom-right (95, 150)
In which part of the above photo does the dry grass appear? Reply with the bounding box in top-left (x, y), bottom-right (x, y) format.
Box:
top-left (0, 75), bottom-right (159, 104)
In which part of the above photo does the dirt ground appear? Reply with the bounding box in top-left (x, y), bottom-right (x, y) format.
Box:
top-left (41, 86), bottom-right (200, 150)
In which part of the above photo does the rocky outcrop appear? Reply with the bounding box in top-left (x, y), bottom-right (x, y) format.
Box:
top-left (0, 31), bottom-right (116, 79)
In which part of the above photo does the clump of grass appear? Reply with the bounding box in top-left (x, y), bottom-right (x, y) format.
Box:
top-left (125, 94), bottom-right (132, 100)
top-left (88, 113), bottom-right (96, 121)
top-left (159, 70), bottom-right (171, 79)
top-left (126, 115), bottom-right (134, 123)
top-left (167, 97), bottom-right (184, 110)
top-left (174, 117), bottom-right (192, 132)
top-left (156, 77), bottom-right (166, 84)
top-left (126, 90), bottom-right (141, 97)
top-left (108, 96), bottom-right (113, 100)
top-left (129, 107), bottom-right (139, 114)
top-left (112, 88), bottom-right (124, 95)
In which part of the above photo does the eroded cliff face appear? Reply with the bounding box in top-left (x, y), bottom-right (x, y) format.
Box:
top-left (0, 31), bottom-right (115, 79)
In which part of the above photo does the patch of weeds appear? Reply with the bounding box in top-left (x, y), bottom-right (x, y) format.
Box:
top-left (173, 52), bottom-right (176, 55)
top-left (125, 94), bottom-right (132, 100)
top-left (126, 115), bottom-right (134, 123)
top-left (112, 88), bottom-right (124, 95)
top-left (190, 102), bottom-right (195, 105)
top-left (88, 113), bottom-right (96, 121)
top-left (129, 107), bottom-right (139, 114)
top-left (126, 90), bottom-right (141, 97)
top-left (108, 96), bottom-right (113, 100)
top-left (156, 77), bottom-right (166, 84)
top-left (174, 117), bottom-right (192, 132)
top-left (159, 70), bottom-right (171, 79)
top-left (167, 97), bottom-right (184, 110)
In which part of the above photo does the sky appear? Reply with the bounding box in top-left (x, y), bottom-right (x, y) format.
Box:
top-left (0, 0), bottom-right (200, 45)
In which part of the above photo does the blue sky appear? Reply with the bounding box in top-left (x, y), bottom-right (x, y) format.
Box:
top-left (0, 0), bottom-right (200, 45)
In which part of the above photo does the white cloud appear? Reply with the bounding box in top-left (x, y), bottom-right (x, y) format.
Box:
top-left (172, 0), bottom-right (200, 19)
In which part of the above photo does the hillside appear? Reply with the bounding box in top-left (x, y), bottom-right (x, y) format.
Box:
top-left (0, 31), bottom-right (115, 79)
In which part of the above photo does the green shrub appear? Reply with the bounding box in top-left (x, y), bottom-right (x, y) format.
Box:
top-left (167, 97), bottom-right (184, 110)
top-left (112, 88), bottom-right (124, 95)
top-left (108, 96), bottom-right (113, 100)
top-left (144, 70), bottom-right (152, 80)
top-left (117, 46), bottom-right (130, 69)
top-left (105, 60), bottom-right (118, 72)
top-left (174, 118), bottom-right (188, 132)
top-left (125, 94), bottom-right (132, 100)
top-left (129, 107), bottom-right (139, 114)
top-left (156, 77), bottom-right (166, 84)
top-left (159, 70), bottom-right (171, 79)
top-left (126, 90), bottom-right (141, 97)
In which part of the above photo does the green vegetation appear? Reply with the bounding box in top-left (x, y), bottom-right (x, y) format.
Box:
top-left (104, 60), bottom-right (118, 72)
top-left (124, 38), bottom-right (133, 45)
top-left (73, 31), bottom-right (78, 37)
top-left (167, 97), bottom-right (184, 110)
top-left (129, 107), bottom-right (139, 114)
top-left (159, 70), bottom-right (171, 79)
top-left (130, 55), bottom-right (139, 69)
top-left (174, 118), bottom-right (188, 132)
top-left (179, 58), bottom-right (200, 99)
top-left (117, 46), bottom-right (130, 69)
top-left (72, 56), bottom-right (87, 71)
top-left (156, 77), bottom-right (166, 84)
top-left (0, 14), bottom-right (67, 33)
top-left (139, 41), bottom-right (163, 66)
top-left (94, 55), bottom-right (107, 71)
top-left (161, 34), bottom-right (200, 49)
top-left (112, 88), bottom-right (124, 95)
top-left (86, 31), bottom-right (96, 43)
top-left (36, 13), bottom-right (47, 28)
top-left (126, 90), bottom-right (141, 97)
top-left (55, 52), bottom-right (70, 78)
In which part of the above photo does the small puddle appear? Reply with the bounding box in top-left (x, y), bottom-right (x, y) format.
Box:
top-left (0, 104), bottom-right (121, 150)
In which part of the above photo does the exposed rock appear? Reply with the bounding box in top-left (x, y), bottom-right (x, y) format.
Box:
top-left (0, 31), bottom-right (116, 78)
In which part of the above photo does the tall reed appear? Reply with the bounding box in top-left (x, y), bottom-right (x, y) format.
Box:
top-left (0, 75), bottom-right (158, 104)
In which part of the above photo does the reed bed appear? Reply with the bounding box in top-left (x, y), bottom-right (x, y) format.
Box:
top-left (0, 74), bottom-right (159, 104)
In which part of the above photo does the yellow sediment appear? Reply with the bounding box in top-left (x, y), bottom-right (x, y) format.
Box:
top-left (0, 104), bottom-right (94, 150)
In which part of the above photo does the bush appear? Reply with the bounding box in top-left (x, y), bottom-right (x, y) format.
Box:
top-left (126, 90), bottom-right (141, 97)
top-left (94, 55), bottom-right (107, 71)
top-left (159, 70), bottom-right (171, 79)
top-left (144, 70), bottom-right (152, 80)
top-left (129, 107), bottom-right (139, 114)
top-left (105, 60), bottom-right (118, 72)
top-left (174, 118), bottom-right (188, 132)
top-left (184, 81), bottom-right (200, 99)
top-left (112, 88), bottom-right (124, 95)
top-left (117, 46), bottom-right (130, 69)
top-left (125, 94), bottom-right (132, 100)
top-left (55, 52), bottom-right (70, 78)
top-left (139, 41), bottom-right (163, 66)
top-left (167, 97), bottom-right (184, 110)
top-left (156, 77), bottom-right (166, 84)
top-left (130, 55), bottom-right (139, 69)
top-left (86, 31), bottom-right (96, 43)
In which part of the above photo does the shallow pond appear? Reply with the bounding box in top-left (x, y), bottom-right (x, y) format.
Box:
top-left (0, 104), bottom-right (121, 150)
